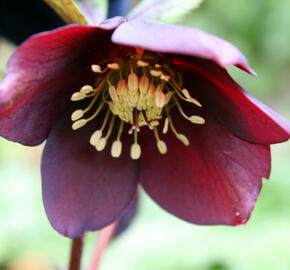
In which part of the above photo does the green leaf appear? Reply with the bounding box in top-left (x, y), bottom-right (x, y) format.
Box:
top-left (44, 0), bottom-right (88, 25)
top-left (128, 0), bottom-right (204, 24)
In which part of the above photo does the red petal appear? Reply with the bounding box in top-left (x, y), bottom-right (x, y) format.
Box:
top-left (173, 57), bottom-right (290, 144)
top-left (111, 20), bottom-right (255, 75)
top-left (140, 110), bottom-right (270, 226)
top-left (0, 23), bottom-right (120, 146)
top-left (41, 108), bottom-right (139, 238)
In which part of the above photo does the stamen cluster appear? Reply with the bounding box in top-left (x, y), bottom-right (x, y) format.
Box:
top-left (70, 50), bottom-right (205, 159)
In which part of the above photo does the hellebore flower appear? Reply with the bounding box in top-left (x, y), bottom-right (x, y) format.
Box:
top-left (0, 16), bottom-right (289, 238)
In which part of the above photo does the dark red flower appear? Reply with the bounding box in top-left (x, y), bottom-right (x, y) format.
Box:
top-left (0, 17), bottom-right (289, 238)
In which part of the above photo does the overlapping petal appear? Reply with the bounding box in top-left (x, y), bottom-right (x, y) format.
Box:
top-left (0, 18), bottom-right (125, 146)
top-left (173, 57), bottom-right (290, 144)
top-left (41, 108), bottom-right (139, 238)
top-left (111, 19), bottom-right (255, 75)
top-left (140, 109), bottom-right (270, 226)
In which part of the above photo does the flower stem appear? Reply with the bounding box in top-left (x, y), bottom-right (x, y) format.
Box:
top-left (88, 221), bottom-right (119, 270)
top-left (108, 0), bottom-right (131, 18)
top-left (69, 235), bottom-right (84, 270)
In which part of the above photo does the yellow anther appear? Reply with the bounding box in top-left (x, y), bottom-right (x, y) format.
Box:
top-left (157, 140), bottom-right (167, 154)
top-left (80, 85), bottom-right (93, 94)
top-left (95, 137), bottom-right (107, 151)
top-left (182, 89), bottom-right (202, 107)
top-left (71, 109), bottom-right (84, 121)
top-left (176, 134), bottom-right (190, 146)
top-left (137, 60), bottom-right (149, 67)
top-left (139, 75), bottom-right (149, 94)
top-left (72, 119), bottom-right (87, 130)
top-left (108, 85), bottom-right (118, 102)
top-left (189, 115), bottom-right (205, 124)
top-left (71, 92), bottom-right (86, 101)
top-left (111, 140), bottom-right (122, 158)
top-left (128, 73), bottom-right (139, 91)
top-left (151, 120), bottom-right (159, 126)
top-left (90, 130), bottom-right (102, 146)
top-left (162, 118), bottom-right (169, 134)
top-left (91, 64), bottom-right (101, 73)
top-left (107, 63), bottom-right (120, 70)
top-left (130, 143), bottom-right (141, 160)
top-left (155, 64), bottom-right (162, 68)
top-left (150, 70), bottom-right (162, 77)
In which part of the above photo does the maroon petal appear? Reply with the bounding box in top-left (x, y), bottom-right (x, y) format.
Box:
top-left (111, 20), bottom-right (255, 75)
top-left (41, 108), bottom-right (139, 238)
top-left (114, 196), bottom-right (138, 238)
top-left (0, 18), bottom-right (125, 146)
top-left (140, 110), bottom-right (270, 226)
top-left (173, 57), bottom-right (290, 144)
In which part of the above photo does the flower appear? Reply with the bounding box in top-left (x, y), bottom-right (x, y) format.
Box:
top-left (0, 16), bottom-right (289, 238)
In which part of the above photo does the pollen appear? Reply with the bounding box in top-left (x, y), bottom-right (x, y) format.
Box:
top-left (70, 50), bottom-right (205, 159)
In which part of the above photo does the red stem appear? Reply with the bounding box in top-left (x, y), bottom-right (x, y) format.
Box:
top-left (88, 221), bottom-right (119, 270)
top-left (69, 235), bottom-right (84, 270)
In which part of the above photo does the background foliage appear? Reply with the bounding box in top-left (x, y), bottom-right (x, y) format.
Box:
top-left (0, 0), bottom-right (289, 269)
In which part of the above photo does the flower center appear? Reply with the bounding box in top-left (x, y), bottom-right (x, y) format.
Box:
top-left (70, 49), bottom-right (205, 159)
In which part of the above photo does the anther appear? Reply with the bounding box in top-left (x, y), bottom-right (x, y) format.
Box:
top-left (80, 85), bottom-right (94, 94)
top-left (71, 109), bottom-right (84, 121)
top-left (189, 115), bottom-right (205, 124)
top-left (111, 140), bottom-right (122, 158)
top-left (72, 119), bottom-right (87, 130)
top-left (157, 140), bottom-right (167, 154)
top-left (150, 70), bottom-right (162, 77)
top-left (96, 137), bottom-right (107, 151)
top-left (176, 134), bottom-right (190, 146)
top-left (130, 130), bottom-right (141, 160)
top-left (91, 64), bottom-right (101, 73)
top-left (137, 60), bottom-right (149, 67)
top-left (153, 127), bottom-right (167, 154)
top-left (90, 130), bottom-right (102, 146)
top-left (160, 73), bottom-right (171, 81)
top-left (182, 89), bottom-right (202, 107)
top-left (71, 92), bottom-right (86, 101)
top-left (131, 143), bottom-right (141, 160)
top-left (107, 63), bottom-right (120, 70)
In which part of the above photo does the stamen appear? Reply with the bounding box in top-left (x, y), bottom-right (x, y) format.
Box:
top-left (173, 96), bottom-right (205, 124)
top-left (153, 126), bottom-right (167, 154)
top-left (71, 92), bottom-right (86, 101)
top-left (137, 60), bottom-right (149, 67)
top-left (80, 85), bottom-right (94, 94)
top-left (165, 110), bottom-right (189, 146)
top-left (155, 64), bottom-right (162, 68)
top-left (130, 130), bottom-right (141, 160)
top-left (96, 115), bottom-right (116, 151)
top-left (91, 64), bottom-right (101, 73)
top-left (107, 63), bottom-right (120, 70)
top-left (160, 73), bottom-right (171, 81)
top-left (71, 109), bottom-right (84, 121)
top-left (150, 70), bottom-right (162, 77)
top-left (90, 108), bottom-right (110, 146)
top-left (162, 117), bottom-right (169, 134)
top-left (135, 48), bottom-right (144, 58)
top-left (181, 89), bottom-right (202, 107)
top-left (111, 140), bottom-right (122, 158)
top-left (169, 79), bottom-right (202, 107)
top-left (72, 119), bottom-right (87, 130)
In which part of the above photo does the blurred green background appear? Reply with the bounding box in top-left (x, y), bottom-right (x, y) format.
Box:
top-left (0, 0), bottom-right (290, 269)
